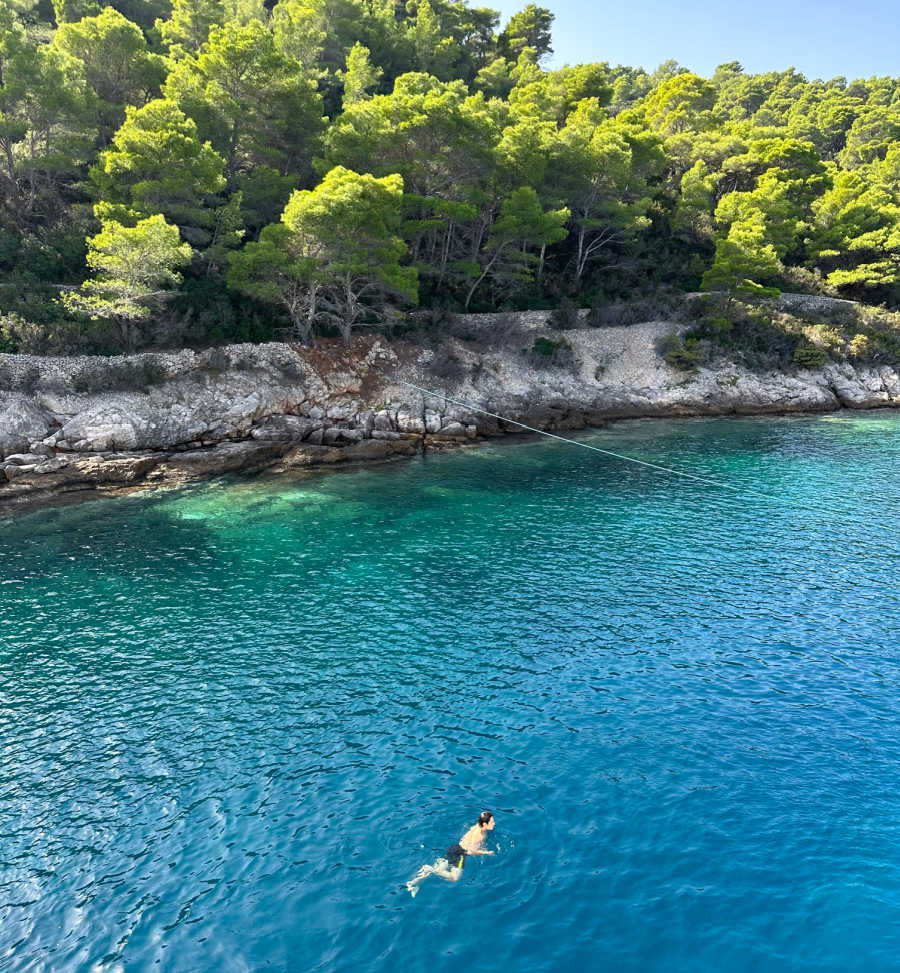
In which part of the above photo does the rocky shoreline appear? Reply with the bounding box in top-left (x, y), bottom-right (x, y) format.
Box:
top-left (3, 310), bottom-right (900, 515)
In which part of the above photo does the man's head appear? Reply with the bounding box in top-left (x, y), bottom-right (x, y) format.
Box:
top-left (478, 810), bottom-right (494, 830)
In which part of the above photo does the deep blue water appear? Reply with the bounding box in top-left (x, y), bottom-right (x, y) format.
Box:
top-left (2, 412), bottom-right (899, 973)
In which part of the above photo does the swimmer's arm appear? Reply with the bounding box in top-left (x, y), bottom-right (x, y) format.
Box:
top-left (468, 848), bottom-right (495, 856)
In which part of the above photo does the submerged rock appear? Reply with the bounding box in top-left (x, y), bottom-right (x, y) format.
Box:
top-left (273, 436), bottom-right (421, 472)
top-left (278, 444), bottom-right (345, 468)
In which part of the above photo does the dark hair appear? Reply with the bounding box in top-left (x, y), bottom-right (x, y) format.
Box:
top-left (478, 811), bottom-right (493, 827)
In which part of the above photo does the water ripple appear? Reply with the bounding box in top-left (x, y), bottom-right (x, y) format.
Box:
top-left (1, 413), bottom-right (899, 972)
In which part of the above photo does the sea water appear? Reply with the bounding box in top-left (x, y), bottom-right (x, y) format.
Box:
top-left (1, 412), bottom-right (899, 972)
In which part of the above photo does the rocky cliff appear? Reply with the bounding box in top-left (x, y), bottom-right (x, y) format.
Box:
top-left (2, 311), bottom-right (899, 513)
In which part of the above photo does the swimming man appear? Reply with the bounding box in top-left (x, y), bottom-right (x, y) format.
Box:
top-left (406, 811), bottom-right (495, 897)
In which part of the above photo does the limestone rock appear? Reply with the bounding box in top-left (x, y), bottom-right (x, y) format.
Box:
top-left (436, 421), bottom-right (467, 438)
top-left (0, 395), bottom-right (52, 457)
top-left (69, 454), bottom-right (158, 484)
top-left (3, 463), bottom-right (35, 480)
top-left (326, 404), bottom-right (354, 420)
top-left (386, 435), bottom-right (423, 456)
top-left (826, 364), bottom-right (900, 409)
top-left (0, 453), bottom-right (155, 497)
top-left (3, 452), bottom-right (42, 465)
top-left (250, 414), bottom-right (316, 441)
top-left (373, 411), bottom-right (393, 431)
top-left (158, 442), bottom-right (287, 478)
top-left (60, 405), bottom-right (142, 451)
top-left (357, 410), bottom-right (375, 435)
top-left (396, 414), bottom-right (426, 434)
top-left (34, 457), bottom-right (70, 474)
top-left (342, 439), bottom-right (401, 462)
top-left (279, 444), bottom-right (344, 468)
top-left (1, 455), bottom-right (68, 476)
top-left (3, 316), bottom-right (900, 511)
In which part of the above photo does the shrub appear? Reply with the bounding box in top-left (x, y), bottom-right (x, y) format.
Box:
top-left (587, 292), bottom-right (689, 328)
top-left (847, 334), bottom-right (874, 360)
top-left (528, 336), bottom-right (573, 368)
top-left (801, 324), bottom-right (844, 354)
top-left (700, 315), bottom-right (733, 337)
top-left (140, 357), bottom-right (168, 387)
top-left (679, 298), bottom-right (801, 369)
top-left (792, 343), bottom-right (829, 368)
top-left (0, 313), bottom-right (44, 354)
top-left (0, 314), bottom-right (21, 352)
top-left (532, 336), bottom-right (559, 357)
top-left (548, 298), bottom-right (580, 329)
top-left (171, 277), bottom-right (279, 347)
top-left (403, 305), bottom-right (457, 344)
top-left (736, 282), bottom-right (780, 299)
top-left (0, 306), bottom-right (132, 356)
top-left (586, 304), bottom-right (604, 328)
top-left (424, 305), bottom-right (456, 331)
top-left (0, 229), bottom-right (22, 271)
top-left (660, 334), bottom-right (705, 371)
top-left (779, 263), bottom-right (834, 298)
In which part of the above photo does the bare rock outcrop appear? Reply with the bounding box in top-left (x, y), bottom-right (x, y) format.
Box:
top-left (2, 311), bottom-right (899, 513)
top-left (0, 395), bottom-right (52, 456)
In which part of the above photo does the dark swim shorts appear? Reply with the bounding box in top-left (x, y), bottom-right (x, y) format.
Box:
top-left (446, 844), bottom-right (467, 869)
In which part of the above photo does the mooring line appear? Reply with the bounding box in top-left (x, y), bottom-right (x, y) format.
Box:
top-left (394, 378), bottom-right (899, 533)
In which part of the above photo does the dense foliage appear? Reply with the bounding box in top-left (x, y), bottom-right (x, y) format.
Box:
top-left (0, 0), bottom-right (898, 354)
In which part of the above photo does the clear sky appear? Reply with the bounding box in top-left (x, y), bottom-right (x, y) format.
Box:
top-left (491, 0), bottom-right (899, 81)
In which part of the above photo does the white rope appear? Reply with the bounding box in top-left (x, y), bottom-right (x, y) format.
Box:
top-left (395, 379), bottom-right (900, 532)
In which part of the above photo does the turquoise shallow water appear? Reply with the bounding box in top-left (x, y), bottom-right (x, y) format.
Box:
top-left (2, 412), bottom-right (899, 972)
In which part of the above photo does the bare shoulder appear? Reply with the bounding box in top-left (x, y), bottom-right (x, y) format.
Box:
top-left (460, 825), bottom-right (483, 851)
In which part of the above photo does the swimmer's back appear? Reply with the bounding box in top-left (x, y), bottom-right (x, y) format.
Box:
top-left (459, 825), bottom-right (483, 853)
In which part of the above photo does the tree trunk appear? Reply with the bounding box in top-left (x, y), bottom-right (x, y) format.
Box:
top-left (575, 225), bottom-right (586, 283)
top-left (340, 274), bottom-right (354, 344)
top-left (116, 316), bottom-right (138, 353)
top-left (437, 219), bottom-right (454, 285)
top-left (288, 283), bottom-right (316, 344)
top-left (464, 244), bottom-right (506, 310)
top-left (305, 282), bottom-right (318, 344)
